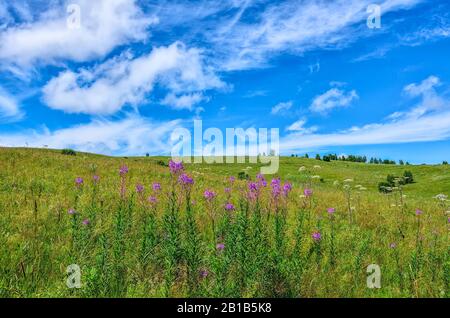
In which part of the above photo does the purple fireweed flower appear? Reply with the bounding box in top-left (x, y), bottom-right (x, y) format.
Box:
top-left (415, 209), bottom-right (423, 216)
top-left (225, 203), bottom-right (235, 211)
top-left (82, 219), bottom-right (90, 226)
top-left (282, 182), bottom-right (292, 197)
top-left (178, 173), bottom-right (194, 186)
top-left (312, 231), bottom-right (322, 242)
top-left (148, 196), bottom-right (157, 204)
top-left (304, 188), bottom-right (313, 197)
top-left (327, 208), bottom-right (336, 214)
top-left (68, 208), bottom-right (76, 215)
top-left (75, 177), bottom-right (84, 187)
top-left (136, 183), bottom-right (144, 194)
top-left (224, 187), bottom-right (231, 194)
top-left (204, 189), bottom-right (216, 201)
top-left (448, 217), bottom-right (450, 223)
top-left (169, 160), bottom-right (184, 174)
top-left (152, 182), bottom-right (161, 191)
top-left (216, 243), bottom-right (225, 251)
top-left (119, 165), bottom-right (128, 176)
top-left (270, 178), bottom-right (282, 198)
top-left (229, 176), bottom-right (235, 183)
top-left (389, 242), bottom-right (397, 249)
top-left (93, 175), bottom-right (100, 183)
top-left (248, 182), bottom-right (258, 192)
top-left (199, 269), bottom-right (209, 278)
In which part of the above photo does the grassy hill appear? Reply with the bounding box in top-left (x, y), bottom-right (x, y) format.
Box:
top-left (0, 147), bottom-right (448, 298)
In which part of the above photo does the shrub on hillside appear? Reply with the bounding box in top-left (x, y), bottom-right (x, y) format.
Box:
top-left (157, 160), bottom-right (168, 167)
top-left (238, 171), bottom-right (249, 180)
top-left (403, 170), bottom-right (414, 184)
top-left (61, 149), bottom-right (76, 156)
top-left (378, 181), bottom-right (393, 193)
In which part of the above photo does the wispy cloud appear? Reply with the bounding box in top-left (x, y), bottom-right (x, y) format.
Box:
top-left (0, 87), bottom-right (23, 122)
top-left (207, 0), bottom-right (423, 71)
top-left (0, 115), bottom-right (182, 156)
top-left (271, 101), bottom-right (293, 115)
top-left (286, 118), bottom-right (318, 134)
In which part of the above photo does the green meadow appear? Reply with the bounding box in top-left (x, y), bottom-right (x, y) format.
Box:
top-left (0, 147), bottom-right (448, 297)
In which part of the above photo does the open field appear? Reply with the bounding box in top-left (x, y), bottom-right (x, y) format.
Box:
top-left (0, 147), bottom-right (449, 297)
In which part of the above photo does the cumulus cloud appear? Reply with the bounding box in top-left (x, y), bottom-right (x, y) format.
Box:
top-left (271, 101), bottom-right (293, 115)
top-left (42, 42), bottom-right (224, 115)
top-left (310, 88), bottom-right (359, 114)
top-left (0, 0), bottom-right (156, 68)
top-left (0, 115), bottom-right (182, 156)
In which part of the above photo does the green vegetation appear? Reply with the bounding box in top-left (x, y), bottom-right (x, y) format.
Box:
top-left (0, 147), bottom-right (449, 298)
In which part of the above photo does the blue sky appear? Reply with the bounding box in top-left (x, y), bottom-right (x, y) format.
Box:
top-left (0, 0), bottom-right (449, 163)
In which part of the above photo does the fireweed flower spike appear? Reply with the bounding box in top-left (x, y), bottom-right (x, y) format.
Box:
top-left (152, 182), bottom-right (161, 192)
top-left (199, 269), bottom-right (209, 278)
top-left (148, 196), bottom-right (158, 205)
top-left (312, 231), bottom-right (322, 242)
top-left (119, 165), bottom-right (128, 199)
top-left (225, 203), bottom-right (235, 211)
top-left (304, 188), bottom-right (313, 197)
top-left (169, 160), bottom-right (184, 175)
top-left (178, 173), bottom-right (194, 188)
top-left (282, 182), bottom-right (292, 197)
top-left (119, 165), bottom-right (128, 176)
top-left (93, 175), bottom-right (100, 183)
top-left (136, 183), bottom-right (144, 194)
top-left (216, 243), bottom-right (225, 251)
top-left (68, 208), bottom-right (76, 215)
top-left (390, 242), bottom-right (397, 249)
top-left (75, 177), bottom-right (84, 188)
top-left (229, 176), bottom-right (235, 184)
top-left (416, 209), bottom-right (423, 216)
top-left (204, 189), bottom-right (216, 201)
top-left (327, 208), bottom-right (336, 214)
top-left (82, 219), bottom-right (90, 226)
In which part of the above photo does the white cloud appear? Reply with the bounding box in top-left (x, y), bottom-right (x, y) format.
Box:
top-left (310, 88), bottom-right (359, 114)
top-left (0, 0), bottom-right (156, 68)
top-left (281, 75), bottom-right (450, 151)
top-left (42, 42), bottom-right (224, 115)
top-left (0, 115), bottom-right (181, 156)
top-left (286, 118), bottom-right (318, 134)
top-left (0, 87), bottom-right (22, 121)
top-left (271, 101), bottom-right (293, 115)
top-left (161, 93), bottom-right (207, 111)
top-left (209, 0), bottom-right (422, 70)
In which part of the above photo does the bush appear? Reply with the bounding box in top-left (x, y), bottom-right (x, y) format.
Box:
top-left (61, 149), bottom-right (76, 156)
top-left (238, 171), bottom-right (249, 180)
top-left (378, 181), bottom-right (393, 193)
top-left (443, 161), bottom-right (448, 165)
top-left (403, 170), bottom-right (414, 184)
top-left (157, 160), bottom-right (168, 167)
